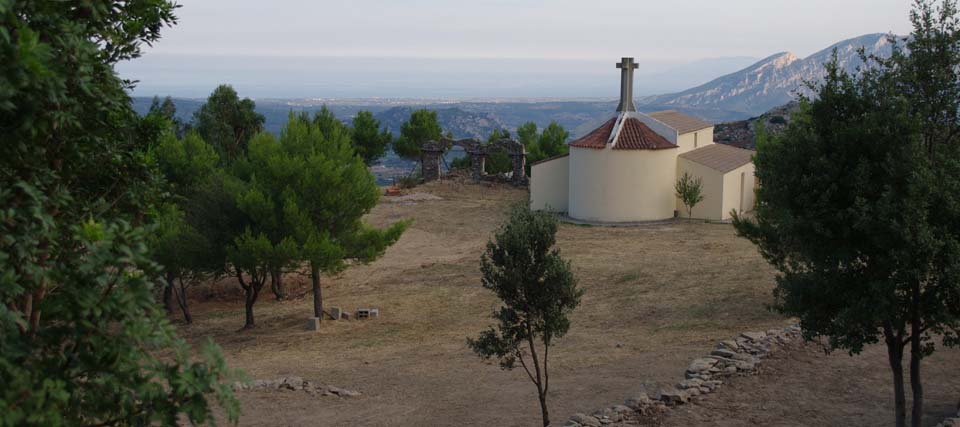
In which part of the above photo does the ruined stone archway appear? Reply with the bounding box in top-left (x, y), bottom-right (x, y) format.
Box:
top-left (421, 137), bottom-right (527, 186)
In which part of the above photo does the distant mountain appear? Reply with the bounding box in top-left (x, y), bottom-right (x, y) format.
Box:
top-left (714, 102), bottom-right (801, 150)
top-left (640, 33), bottom-right (895, 119)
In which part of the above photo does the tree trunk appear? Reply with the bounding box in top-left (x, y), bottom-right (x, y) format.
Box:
top-left (237, 269), bottom-right (258, 330)
top-left (526, 329), bottom-right (549, 427)
top-left (269, 268), bottom-right (286, 300)
top-left (910, 280), bottom-right (923, 427)
top-left (174, 277), bottom-right (192, 324)
top-left (244, 286), bottom-right (258, 329)
top-left (537, 390), bottom-right (549, 427)
top-left (884, 324), bottom-right (907, 427)
top-left (311, 263), bottom-right (322, 321)
top-left (163, 273), bottom-right (176, 315)
top-left (910, 324), bottom-right (923, 427)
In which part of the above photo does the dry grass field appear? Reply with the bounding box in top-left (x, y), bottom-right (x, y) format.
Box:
top-left (177, 179), bottom-right (960, 426)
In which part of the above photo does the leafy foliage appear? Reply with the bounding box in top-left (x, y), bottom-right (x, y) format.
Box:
top-left (148, 95), bottom-right (185, 135)
top-left (313, 105), bottom-right (350, 140)
top-left (517, 121), bottom-right (569, 175)
top-left (0, 0), bottom-right (239, 424)
top-left (227, 114), bottom-right (408, 327)
top-left (350, 110), bottom-right (391, 165)
top-left (194, 84), bottom-right (265, 162)
top-left (468, 205), bottom-right (582, 427)
top-left (394, 109), bottom-right (442, 161)
top-left (154, 130), bottom-right (220, 199)
top-left (675, 172), bottom-right (704, 218)
top-left (484, 129), bottom-right (513, 175)
top-left (732, 2), bottom-right (960, 426)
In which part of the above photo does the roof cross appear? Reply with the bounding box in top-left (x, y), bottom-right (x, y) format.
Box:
top-left (616, 57), bottom-right (638, 112)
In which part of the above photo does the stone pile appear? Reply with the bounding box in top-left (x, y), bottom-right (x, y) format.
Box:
top-left (232, 376), bottom-right (361, 398)
top-left (935, 407), bottom-right (960, 427)
top-left (560, 324), bottom-right (802, 427)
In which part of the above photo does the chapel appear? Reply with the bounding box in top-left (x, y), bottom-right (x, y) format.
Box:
top-left (529, 57), bottom-right (756, 222)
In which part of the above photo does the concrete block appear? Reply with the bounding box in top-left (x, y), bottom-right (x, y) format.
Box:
top-left (306, 317), bottom-right (320, 331)
top-left (356, 308), bottom-right (380, 319)
top-left (329, 306), bottom-right (342, 320)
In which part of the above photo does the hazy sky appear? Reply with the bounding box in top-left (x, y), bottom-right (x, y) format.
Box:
top-left (122, 0), bottom-right (916, 98)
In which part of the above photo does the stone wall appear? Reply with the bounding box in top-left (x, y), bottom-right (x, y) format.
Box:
top-left (420, 137), bottom-right (527, 186)
top-left (231, 376), bottom-right (361, 398)
top-left (559, 324), bottom-right (802, 427)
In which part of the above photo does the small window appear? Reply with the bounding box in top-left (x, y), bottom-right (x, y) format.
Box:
top-left (694, 132), bottom-right (698, 148)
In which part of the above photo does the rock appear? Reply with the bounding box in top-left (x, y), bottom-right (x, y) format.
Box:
top-left (611, 405), bottom-right (633, 414)
top-left (594, 407), bottom-right (616, 419)
top-left (281, 376), bottom-right (304, 390)
top-left (705, 380), bottom-right (723, 390)
top-left (724, 366), bottom-right (738, 375)
top-left (711, 348), bottom-right (738, 359)
top-left (678, 378), bottom-right (703, 389)
top-left (719, 339), bottom-right (740, 350)
top-left (327, 386), bottom-right (361, 397)
top-left (570, 413), bottom-right (601, 427)
top-left (686, 358), bottom-right (718, 373)
top-left (624, 393), bottom-right (651, 410)
top-left (659, 386), bottom-right (689, 406)
top-left (562, 420), bottom-right (582, 427)
top-left (740, 331), bottom-right (767, 342)
top-left (940, 419), bottom-right (960, 427)
top-left (735, 360), bottom-right (756, 371)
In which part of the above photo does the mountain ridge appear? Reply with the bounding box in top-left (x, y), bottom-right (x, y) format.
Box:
top-left (639, 33), bottom-right (895, 118)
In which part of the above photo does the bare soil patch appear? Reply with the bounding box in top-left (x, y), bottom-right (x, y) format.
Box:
top-left (176, 179), bottom-right (959, 426)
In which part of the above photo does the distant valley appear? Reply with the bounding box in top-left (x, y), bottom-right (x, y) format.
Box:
top-left (132, 33), bottom-right (898, 183)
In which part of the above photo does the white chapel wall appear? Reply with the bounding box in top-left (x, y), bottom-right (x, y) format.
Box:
top-left (568, 147), bottom-right (677, 222)
top-left (530, 156), bottom-right (570, 213)
top-left (721, 162), bottom-right (756, 220)
top-left (676, 157), bottom-right (725, 221)
top-left (675, 127), bottom-right (716, 155)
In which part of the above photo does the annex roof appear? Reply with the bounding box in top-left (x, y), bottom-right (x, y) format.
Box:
top-left (678, 143), bottom-right (754, 173)
top-left (568, 115), bottom-right (676, 150)
top-left (648, 110), bottom-right (713, 134)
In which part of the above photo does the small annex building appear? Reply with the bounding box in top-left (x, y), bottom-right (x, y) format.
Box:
top-left (530, 57), bottom-right (755, 222)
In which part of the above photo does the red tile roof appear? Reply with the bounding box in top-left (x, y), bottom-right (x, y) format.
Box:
top-left (568, 116), bottom-right (677, 151)
top-left (568, 117), bottom-right (616, 149)
top-left (613, 118), bottom-right (676, 150)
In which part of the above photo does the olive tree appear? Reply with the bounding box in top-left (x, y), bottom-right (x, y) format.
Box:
top-left (733, 3), bottom-right (960, 426)
top-left (468, 205), bottom-right (582, 427)
top-left (675, 172), bottom-right (705, 218)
